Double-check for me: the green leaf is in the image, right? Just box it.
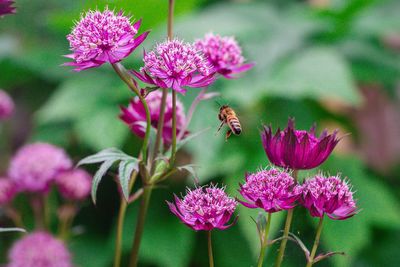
[118,159,139,201]
[78,148,133,166]
[91,159,116,204]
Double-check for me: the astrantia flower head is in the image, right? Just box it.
[120,90,187,145]
[65,8,149,71]
[8,232,73,267]
[132,39,215,94]
[238,168,300,213]
[0,0,15,16]
[167,185,237,231]
[300,174,357,220]
[261,118,340,170]
[8,143,73,193]
[195,33,254,78]
[0,177,16,205]
[0,89,14,120]
[56,169,92,201]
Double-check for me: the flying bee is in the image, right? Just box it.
[216,105,242,140]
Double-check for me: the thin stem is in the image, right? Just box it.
[31,195,45,230]
[112,63,151,163]
[168,0,175,40]
[5,207,24,229]
[275,170,298,267]
[208,231,214,267]
[170,90,177,166]
[257,212,272,267]
[128,185,153,267]
[114,171,138,267]
[306,216,324,267]
[150,88,168,174]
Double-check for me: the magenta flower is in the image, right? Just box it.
[0,0,15,16]
[132,39,215,94]
[261,118,340,170]
[65,8,149,71]
[300,175,358,220]
[167,185,237,231]
[0,177,16,205]
[8,143,73,193]
[56,169,92,201]
[195,33,254,78]
[0,89,14,120]
[8,232,73,267]
[120,90,187,145]
[238,168,300,213]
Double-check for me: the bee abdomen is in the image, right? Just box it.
[228,117,242,135]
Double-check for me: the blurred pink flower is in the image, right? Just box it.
[238,168,301,213]
[300,175,358,220]
[8,231,73,267]
[65,8,149,71]
[0,177,16,205]
[0,89,14,120]
[120,90,187,145]
[261,118,340,170]
[132,39,215,94]
[167,185,237,231]
[195,33,254,78]
[56,169,92,201]
[8,143,72,193]
[0,0,15,16]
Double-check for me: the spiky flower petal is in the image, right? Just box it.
[8,232,73,267]
[238,168,300,213]
[261,118,340,170]
[167,185,237,231]
[132,39,215,94]
[0,0,15,16]
[8,143,72,193]
[65,8,149,71]
[195,33,254,78]
[300,175,357,220]
[120,90,187,145]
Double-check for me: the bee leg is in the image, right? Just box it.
[215,121,225,135]
[225,129,232,141]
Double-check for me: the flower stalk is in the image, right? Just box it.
[257,212,272,267]
[208,231,214,267]
[306,216,324,267]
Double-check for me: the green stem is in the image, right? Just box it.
[168,0,175,40]
[257,212,272,267]
[170,90,177,166]
[112,63,151,163]
[128,185,153,267]
[114,171,138,267]
[275,170,298,267]
[208,231,214,267]
[306,216,324,267]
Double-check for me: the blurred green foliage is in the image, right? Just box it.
[1,0,400,267]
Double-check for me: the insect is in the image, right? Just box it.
[216,105,242,140]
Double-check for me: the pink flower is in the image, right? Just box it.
[261,118,340,170]
[167,185,237,231]
[8,143,73,193]
[8,231,73,267]
[0,89,14,120]
[0,177,16,205]
[56,169,92,201]
[65,8,149,71]
[195,33,254,78]
[300,175,358,220]
[120,90,187,145]
[0,0,15,16]
[132,39,215,94]
[238,168,300,213]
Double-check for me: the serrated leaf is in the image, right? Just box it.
[118,159,139,201]
[78,148,133,166]
[0,227,26,233]
[91,159,116,204]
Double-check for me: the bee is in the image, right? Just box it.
[216,105,242,140]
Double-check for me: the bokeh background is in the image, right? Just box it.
[1,0,400,266]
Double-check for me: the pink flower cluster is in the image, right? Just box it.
[0,177,16,205]
[167,185,237,231]
[65,8,149,71]
[0,89,14,120]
